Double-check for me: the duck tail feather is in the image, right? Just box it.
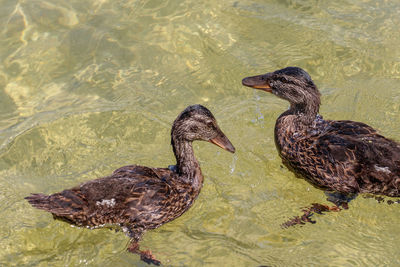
[25,193,52,210]
[25,191,85,216]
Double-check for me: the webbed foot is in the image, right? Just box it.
[128,241,161,265]
[140,250,161,266]
[281,203,342,228]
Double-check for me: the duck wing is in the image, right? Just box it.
[287,120,400,195]
[26,165,185,228]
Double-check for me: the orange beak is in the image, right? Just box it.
[242,74,272,93]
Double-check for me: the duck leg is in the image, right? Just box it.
[325,191,357,209]
[281,192,355,228]
[125,227,161,266]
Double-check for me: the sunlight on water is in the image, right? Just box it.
[1,0,400,266]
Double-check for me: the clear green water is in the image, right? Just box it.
[1,0,400,266]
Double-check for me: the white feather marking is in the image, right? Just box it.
[374,165,391,174]
[96,198,116,207]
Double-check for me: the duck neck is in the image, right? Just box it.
[171,137,203,191]
[288,97,320,125]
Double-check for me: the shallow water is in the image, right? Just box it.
[1,0,400,266]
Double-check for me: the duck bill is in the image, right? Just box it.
[242,74,272,93]
[209,132,235,153]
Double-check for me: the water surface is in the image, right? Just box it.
[1,0,400,266]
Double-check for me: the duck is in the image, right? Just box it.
[242,66,400,204]
[26,104,235,265]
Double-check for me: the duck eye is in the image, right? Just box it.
[279,77,288,83]
[206,121,214,128]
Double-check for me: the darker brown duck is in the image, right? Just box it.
[242,67,400,222]
[26,104,235,265]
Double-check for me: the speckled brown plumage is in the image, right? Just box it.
[26,104,235,265]
[243,67,400,197]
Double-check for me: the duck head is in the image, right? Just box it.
[242,67,321,116]
[172,105,235,153]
